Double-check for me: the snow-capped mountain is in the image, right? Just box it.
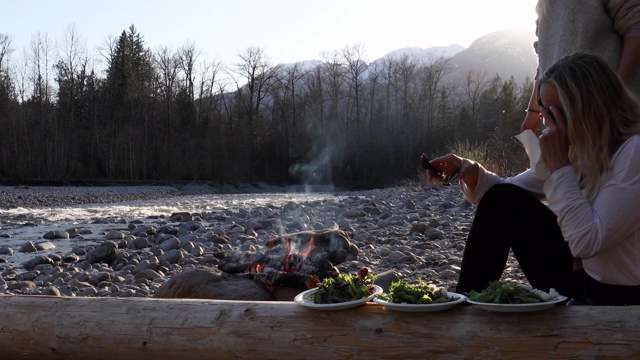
[369,28,537,85]
[288,28,538,85]
[446,28,537,84]
[380,44,466,62]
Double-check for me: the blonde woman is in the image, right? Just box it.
[428,53,640,305]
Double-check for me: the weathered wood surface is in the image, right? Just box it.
[0,294,639,359]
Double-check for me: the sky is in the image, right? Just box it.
[3,0,538,67]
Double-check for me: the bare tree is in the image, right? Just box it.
[378,56,395,131]
[363,58,381,126]
[14,49,28,103]
[196,57,223,122]
[416,53,451,151]
[197,57,224,177]
[0,34,13,76]
[0,34,15,174]
[457,67,490,128]
[152,45,179,172]
[232,46,276,119]
[98,34,118,74]
[0,33,14,103]
[301,65,325,131]
[155,46,179,106]
[55,23,89,176]
[319,50,345,128]
[277,61,307,141]
[342,43,368,128]
[391,54,418,168]
[27,31,56,102]
[57,23,87,97]
[25,31,56,177]
[230,46,277,153]
[178,41,201,106]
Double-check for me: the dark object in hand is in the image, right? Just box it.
[420,153,459,185]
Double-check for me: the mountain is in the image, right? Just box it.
[258,28,537,95]
[446,28,537,84]
[371,28,537,85]
[381,44,466,62]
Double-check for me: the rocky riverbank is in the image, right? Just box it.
[0,184,527,298]
[0,183,288,209]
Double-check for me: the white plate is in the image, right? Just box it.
[466,295,568,312]
[373,292,467,312]
[294,285,383,310]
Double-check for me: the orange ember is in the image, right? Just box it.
[248,235,317,274]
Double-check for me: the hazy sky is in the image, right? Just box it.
[3,0,538,66]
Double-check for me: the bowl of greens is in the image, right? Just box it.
[466,281,567,312]
[294,268,382,310]
[374,279,466,312]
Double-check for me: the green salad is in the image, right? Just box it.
[379,279,453,304]
[467,281,560,304]
[304,268,376,304]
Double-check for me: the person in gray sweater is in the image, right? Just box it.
[521,0,640,133]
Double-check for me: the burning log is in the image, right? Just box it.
[219,229,357,280]
[263,229,359,266]
[235,272,320,291]
[220,257,338,281]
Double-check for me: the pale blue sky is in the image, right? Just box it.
[3,0,537,66]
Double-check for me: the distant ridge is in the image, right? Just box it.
[380,44,466,61]
[277,28,537,86]
[448,28,537,84]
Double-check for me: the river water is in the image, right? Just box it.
[0,192,343,271]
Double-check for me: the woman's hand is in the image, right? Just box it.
[520,110,541,133]
[538,105,571,172]
[426,154,480,193]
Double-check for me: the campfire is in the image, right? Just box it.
[218,229,359,292]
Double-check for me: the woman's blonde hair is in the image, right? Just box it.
[538,52,640,202]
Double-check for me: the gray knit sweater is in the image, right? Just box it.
[535,0,640,95]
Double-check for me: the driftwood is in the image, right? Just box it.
[1,295,639,359]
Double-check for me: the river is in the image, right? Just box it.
[0,191,345,271]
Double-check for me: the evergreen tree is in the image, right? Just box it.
[103,25,154,179]
[106,25,153,124]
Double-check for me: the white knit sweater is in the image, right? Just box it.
[463,135,640,286]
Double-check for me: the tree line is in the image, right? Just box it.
[0,25,532,188]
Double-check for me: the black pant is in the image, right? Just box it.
[455,183,640,305]
[456,183,574,296]
[585,274,640,306]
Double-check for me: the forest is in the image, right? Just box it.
[0,25,532,188]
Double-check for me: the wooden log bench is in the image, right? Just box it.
[0,294,638,359]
